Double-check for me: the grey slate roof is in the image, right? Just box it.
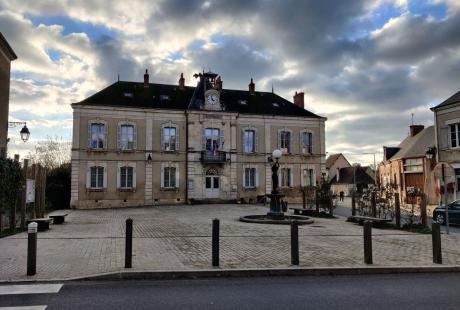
[431,90,460,111]
[326,153,350,170]
[73,80,324,118]
[391,126,435,160]
[0,32,17,61]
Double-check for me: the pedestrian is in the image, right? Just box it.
[339,191,344,202]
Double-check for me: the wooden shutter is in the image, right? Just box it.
[175,165,179,188]
[103,166,107,189]
[288,132,292,153]
[300,168,305,187]
[300,132,304,154]
[277,130,281,149]
[117,124,121,150]
[242,166,246,187]
[132,164,137,189]
[160,165,165,188]
[440,126,449,150]
[254,130,259,153]
[310,133,313,154]
[202,129,206,150]
[133,124,137,150]
[312,169,316,186]
[289,168,293,187]
[220,129,224,149]
[116,165,121,189]
[175,127,179,150]
[88,122,92,149]
[242,129,246,153]
[86,166,91,188]
[255,167,259,188]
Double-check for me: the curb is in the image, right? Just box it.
[3,266,460,283]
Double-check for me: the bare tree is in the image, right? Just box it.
[28,136,71,169]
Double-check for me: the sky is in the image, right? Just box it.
[2,0,460,165]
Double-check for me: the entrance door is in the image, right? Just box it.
[205,168,219,198]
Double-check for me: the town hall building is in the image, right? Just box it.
[70,70,326,208]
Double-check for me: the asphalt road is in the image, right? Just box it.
[1,273,460,309]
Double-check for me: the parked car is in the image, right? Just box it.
[433,200,460,225]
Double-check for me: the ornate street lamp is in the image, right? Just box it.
[8,121,30,142]
[267,149,285,219]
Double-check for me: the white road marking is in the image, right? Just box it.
[0,306,47,310]
[0,284,62,295]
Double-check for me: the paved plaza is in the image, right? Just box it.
[1,204,460,281]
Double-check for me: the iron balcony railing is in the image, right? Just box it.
[201,150,227,163]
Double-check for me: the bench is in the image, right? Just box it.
[26,218,52,231]
[289,207,315,216]
[49,213,69,224]
[348,215,392,227]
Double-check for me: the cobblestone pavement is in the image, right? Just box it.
[1,204,460,281]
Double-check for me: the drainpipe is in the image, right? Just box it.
[185,110,189,203]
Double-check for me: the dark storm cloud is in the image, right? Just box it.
[93,35,139,84]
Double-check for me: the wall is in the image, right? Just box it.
[0,48,11,157]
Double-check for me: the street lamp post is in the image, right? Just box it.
[8,122,30,142]
[267,149,284,219]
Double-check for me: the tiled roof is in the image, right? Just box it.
[391,126,435,160]
[325,153,350,169]
[0,32,17,61]
[431,90,460,110]
[73,81,324,118]
[330,166,374,185]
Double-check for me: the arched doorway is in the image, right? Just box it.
[205,168,220,198]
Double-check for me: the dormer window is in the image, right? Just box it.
[272,102,279,108]
[160,95,170,100]
[123,92,133,98]
[238,100,247,105]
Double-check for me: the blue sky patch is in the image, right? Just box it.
[26,14,118,42]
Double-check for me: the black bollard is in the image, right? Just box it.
[432,223,442,264]
[125,218,133,268]
[395,193,401,229]
[291,221,299,265]
[212,219,220,267]
[27,222,38,276]
[363,221,373,264]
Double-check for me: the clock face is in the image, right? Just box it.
[205,90,220,105]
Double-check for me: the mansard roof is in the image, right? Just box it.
[73,81,323,118]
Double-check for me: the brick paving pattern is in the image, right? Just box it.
[1,204,459,281]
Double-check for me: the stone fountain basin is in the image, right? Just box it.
[239,214,314,225]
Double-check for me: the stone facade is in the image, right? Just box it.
[0,33,17,158]
[70,72,326,208]
[431,91,460,201]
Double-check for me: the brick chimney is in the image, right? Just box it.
[293,91,304,109]
[216,76,222,91]
[179,72,185,89]
[143,69,149,87]
[248,78,255,94]
[409,125,424,137]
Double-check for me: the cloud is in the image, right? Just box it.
[3,0,460,165]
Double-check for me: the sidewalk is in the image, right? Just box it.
[1,204,460,281]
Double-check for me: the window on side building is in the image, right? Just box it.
[243,130,255,153]
[90,122,106,149]
[119,166,134,189]
[163,126,177,151]
[244,167,256,188]
[119,124,136,150]
[90,166,104,189]
[279,130,291,153]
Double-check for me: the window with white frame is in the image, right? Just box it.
[90,122,106,149]
[244,167,256,188]
[281,167,292,187]
[90,166,104,189]
[450,123,460,148]
[302,168,315,186]
[243,130,255,153]
[119,124,135,150]
[279,130,291,153]
[404,158,423,173]
[119,166,134,189]
[301,132,313,154]
[163,126,177,151]
[163,167,177,188]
